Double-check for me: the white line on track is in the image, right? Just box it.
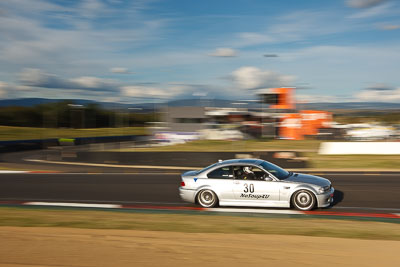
[8,172,180,175]
[323,174,400,176]
[7,201,400,218]
[206,208,303,215]
[0,170,29,173]
[117,201,184,205]
[21,202,303,215]
[0,198,185,206]
[25,159,196,170]
[333,206,400,211]
[24,202,121,209]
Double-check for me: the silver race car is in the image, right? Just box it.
[179,159,334,211]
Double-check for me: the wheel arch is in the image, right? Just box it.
[289,185,319,208]
[194,185,220,204]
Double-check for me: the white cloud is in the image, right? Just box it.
[346,0,387,9]
[121,85,183,99]
[0,0,168,78]
[15,68,199,100]
[231,66,295,89]
[348,2,392,19]
[355,87,400,102]
[209,48,238,57]
[273,44,400,96]
[110,67,132,74]
[235,32,275,47]
[79,0,106,19]
[19,68,119,92]
[378,24,400,30]
[232,11,353,48]
[0,81,34,98]
[0,82,8,98]
[70,76,118,89]
[100,96,123,103]
[19,68,50,86]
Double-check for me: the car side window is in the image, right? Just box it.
[233,166,267,180]
[252,167,267,179]
[207,166,232,179]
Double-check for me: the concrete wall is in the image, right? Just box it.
[72,151,308,168]
[319,142,400,155]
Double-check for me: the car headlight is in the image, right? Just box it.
[318,185,330,194]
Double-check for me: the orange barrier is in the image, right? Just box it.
[279,113,303,140]
[300,110,332,136]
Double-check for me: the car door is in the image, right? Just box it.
[232,165,280,203]
[206,166,234,201]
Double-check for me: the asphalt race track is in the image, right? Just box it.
[0,172,399,213]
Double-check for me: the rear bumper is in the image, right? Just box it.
[179,187,196,203]
[316,187,334,208]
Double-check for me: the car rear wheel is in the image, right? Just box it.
[197,189,218,208]
[292,189,316,211]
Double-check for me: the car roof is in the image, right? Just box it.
[217,158,263,166]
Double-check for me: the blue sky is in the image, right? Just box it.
[0,0,399,103]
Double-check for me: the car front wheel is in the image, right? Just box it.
[292,189,316,211]
[197,189,218,208]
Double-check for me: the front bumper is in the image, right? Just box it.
[316,187,334,208]
[179,187,196,203]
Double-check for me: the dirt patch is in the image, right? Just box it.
[0,227,399,267]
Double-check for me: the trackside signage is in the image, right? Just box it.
[319,142,400,155]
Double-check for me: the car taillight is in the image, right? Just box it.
[180,181,185,187]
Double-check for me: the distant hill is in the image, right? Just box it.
[0,98,61,107]
[0,98,151,111]
[166,99,261,108]
[301,102,400,110]
[0,98,95,107]
[0,98,399,111]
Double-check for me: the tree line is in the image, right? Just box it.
[0,101,157,128]
[333,111,400,125]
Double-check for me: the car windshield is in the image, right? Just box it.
[260,161,290,180]
[198,163,218,173]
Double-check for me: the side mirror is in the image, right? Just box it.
[264,176,273,181]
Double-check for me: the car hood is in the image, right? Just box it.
[285,173,331,187]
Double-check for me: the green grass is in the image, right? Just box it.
[119,139,323,152]
[308,153,400,169]
[0,207,399,240]
[0,126,148,141]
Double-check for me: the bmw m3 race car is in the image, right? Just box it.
[179,159,334,211]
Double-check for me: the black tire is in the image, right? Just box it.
[197,189,218,208]
[292,189,316,211]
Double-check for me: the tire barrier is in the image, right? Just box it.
[0,139,59,153]
[0,135,148,153]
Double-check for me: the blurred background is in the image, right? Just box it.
[0,1,399,266]
[0,0,399,170]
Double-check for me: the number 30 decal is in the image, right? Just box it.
[244,183,254,193]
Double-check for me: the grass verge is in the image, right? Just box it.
[307,152,400,169]
[0,126,148,141]
[118,139,323,152]
[0,207,399,240]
